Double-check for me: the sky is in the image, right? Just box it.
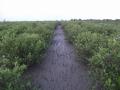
[0,0,120,21]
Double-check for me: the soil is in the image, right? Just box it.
[25,25,91,90]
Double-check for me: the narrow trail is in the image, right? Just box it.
[26,25,91,90]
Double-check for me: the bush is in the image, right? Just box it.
[63,20,120,90]
[0,21,55,90]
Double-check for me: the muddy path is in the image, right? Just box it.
[25,25,91,90]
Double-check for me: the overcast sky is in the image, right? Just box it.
[0,0,120,21]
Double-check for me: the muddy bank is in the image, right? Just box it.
[25,25,91,90]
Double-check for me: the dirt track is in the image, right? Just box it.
[26,25,91,90]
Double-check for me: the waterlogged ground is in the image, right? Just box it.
[26,25,91,90]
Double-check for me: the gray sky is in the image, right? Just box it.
[0,0,120,21]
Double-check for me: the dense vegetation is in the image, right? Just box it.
[0,21,55,90]
[1,20,120,90]
[63,20,120,90]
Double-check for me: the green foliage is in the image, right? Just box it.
[63,20,120,90]
[74,32,107,59]
[0,21,55,90]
